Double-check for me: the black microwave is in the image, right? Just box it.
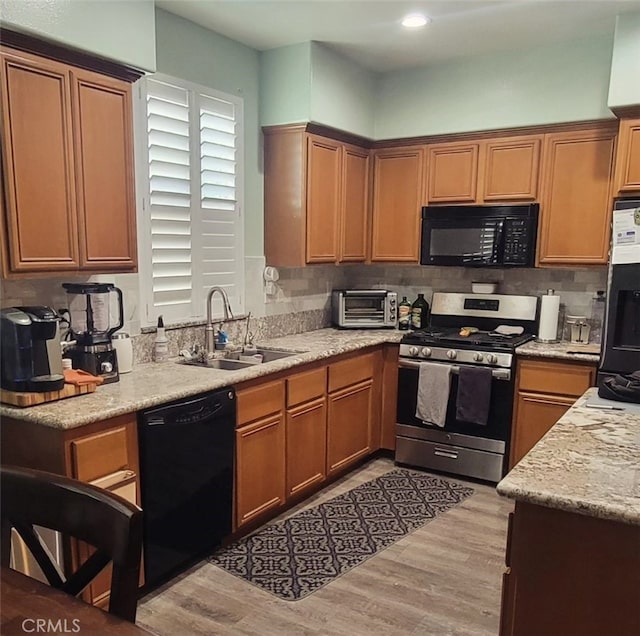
[420,203,539,267]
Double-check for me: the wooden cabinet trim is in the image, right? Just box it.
[1,47,80,273]
[328,351,376,393]
[537,126,616,265]
[517,358,595,397]
[236,379,285,426]
[287,366,327,407]
[481,136,542,202]
[614,118,640,193]
[70,426,130,482]
[71,69,137,269]
[426,141,479,203]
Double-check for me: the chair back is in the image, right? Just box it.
[1,465,143,622]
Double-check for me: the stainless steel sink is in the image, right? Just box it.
[253,348,299,362]
[181,358,255,371]
[179,347,300,371]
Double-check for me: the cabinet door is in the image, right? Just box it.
[538,128,616,265]
[71,69,137,270]
[371,148,424,262]
[235,413,286,528]
[327,379,373,475]
[340,144,369,262]
[306,135,340,263]
[286,397,327,498]
[614,118,640,194]
[510,393,575,467]
[482,136,541,202]
[0,48,79,272]
[427,142,479,203]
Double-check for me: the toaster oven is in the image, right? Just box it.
[331,290,398,329]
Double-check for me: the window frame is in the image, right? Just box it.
[133,72,245,328]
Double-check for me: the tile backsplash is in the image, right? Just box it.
[1,263,607,365]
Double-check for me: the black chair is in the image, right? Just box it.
[1,465,143,622]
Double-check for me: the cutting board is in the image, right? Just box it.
[0,382,98,407]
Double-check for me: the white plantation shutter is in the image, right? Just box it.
[137,76,244,325]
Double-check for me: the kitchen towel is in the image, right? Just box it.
[415,362,452,427]
[455,366,492,425]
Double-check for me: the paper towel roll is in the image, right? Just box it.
[538,291,560,342]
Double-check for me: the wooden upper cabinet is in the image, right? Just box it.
[427,141,479,203]
[263,126,369,267]
[340,144,369,262]
[614,117,640,194]
[537,126,616,265]
[71,69,137,270]
[0,46,137,277]
[371,147,424,262]
[0,48,79,272]
[426,135,541,204]
[306,135,341,263]
[481,135,541,202]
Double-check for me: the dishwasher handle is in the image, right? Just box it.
[141,388,236,426]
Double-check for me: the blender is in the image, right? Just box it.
[62,283,124,383]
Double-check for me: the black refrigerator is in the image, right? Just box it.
[597,198,640,389]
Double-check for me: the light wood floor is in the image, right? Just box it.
[137,457,514,636]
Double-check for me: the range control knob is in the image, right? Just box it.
[408,346,419,357]
[421,347,432,358]
[101,361,113,373]
[473,352,484,362]
[486,354,498,364]
[446,349,457,360]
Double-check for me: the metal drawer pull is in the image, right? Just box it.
[434,447,459,459]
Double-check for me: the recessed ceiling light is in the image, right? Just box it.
[401,13,430,28]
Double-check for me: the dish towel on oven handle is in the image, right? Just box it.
[415,362,452,427]
[456,366,492,425]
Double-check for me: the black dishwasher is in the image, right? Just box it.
[138,387,235,588]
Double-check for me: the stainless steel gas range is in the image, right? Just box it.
[395,292,539,482]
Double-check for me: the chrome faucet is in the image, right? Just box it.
[205,286,234,354]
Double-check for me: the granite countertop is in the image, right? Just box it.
[497,388,640,526]
[515,339,601,363]
[0,328,403,430]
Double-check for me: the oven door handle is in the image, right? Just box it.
[398,359,511,381]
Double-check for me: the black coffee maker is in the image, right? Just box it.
[62,283,124,384]
[0,306,65,392]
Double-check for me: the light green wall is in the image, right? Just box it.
[260,43,312,125]
[260,42,377,137]
[375,34,615,139]
[0,0,156,71]
[309,42,376,138]
[155,9,263,257]
[608,12,640,109]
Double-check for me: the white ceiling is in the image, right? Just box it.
[155,0,640,73]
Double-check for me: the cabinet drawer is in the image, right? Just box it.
[518,359,594,397]
[236,379,285,425]
[328,352,375,393]
[287,366,327,407]
[70,427,129,483]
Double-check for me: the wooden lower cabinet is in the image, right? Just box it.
[0,413,141,609]
[500,501,640,636]
[234,379,286,529]
[327,379,373,475]
[286,397,327,497]
[235,412,286,528]
[510,357,596,468]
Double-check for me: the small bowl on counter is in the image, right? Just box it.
[471,281,499,294]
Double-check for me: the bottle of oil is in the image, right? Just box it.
[411,293,430,330]
[398,296,411,330]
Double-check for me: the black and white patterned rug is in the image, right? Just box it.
[209,468,474,601]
